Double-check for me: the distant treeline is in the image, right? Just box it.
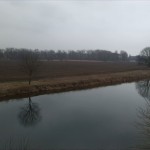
[0,48,134,61]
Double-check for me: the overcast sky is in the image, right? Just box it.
[0,0,150,55]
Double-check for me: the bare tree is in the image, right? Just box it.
[20,50,40,85]
[140,47,150,66]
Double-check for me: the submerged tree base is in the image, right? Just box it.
[1,70,150,101]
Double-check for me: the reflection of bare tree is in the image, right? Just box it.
[135,80,150,149]
[136,100,150,149]
[136,80,150,100]
[18,97,41,127]
[1,136,31,150]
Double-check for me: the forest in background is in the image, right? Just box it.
[0,48,135,62]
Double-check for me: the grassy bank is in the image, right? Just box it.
[1,70,150,100]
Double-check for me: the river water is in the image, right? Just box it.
[0,80,150,150]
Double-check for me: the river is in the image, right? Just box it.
[0,80,150,150]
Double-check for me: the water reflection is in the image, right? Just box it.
[18,96,41,127]
[136,80,150,100]
[0,82,147,149]
[0,136,31,150]
[136,80,150,149]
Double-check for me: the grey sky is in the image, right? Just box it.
[0,0,150,55]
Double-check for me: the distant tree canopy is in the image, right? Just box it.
[138,47,150,66]
[0,48,130,62]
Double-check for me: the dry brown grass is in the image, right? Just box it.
[1,69,150,101]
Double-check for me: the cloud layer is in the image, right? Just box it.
[0,0,150,55]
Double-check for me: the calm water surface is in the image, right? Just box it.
[0,81,150,150]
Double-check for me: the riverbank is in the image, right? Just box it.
[1,70,150,100]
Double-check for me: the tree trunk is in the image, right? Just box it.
[29,73,32,85]
[29,80,31,85]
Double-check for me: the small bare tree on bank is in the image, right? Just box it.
[20,50,40,85]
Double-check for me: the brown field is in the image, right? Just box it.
[0,60,150,100]
[0,60,147,82]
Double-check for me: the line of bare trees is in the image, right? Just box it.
[0,48,129,62]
